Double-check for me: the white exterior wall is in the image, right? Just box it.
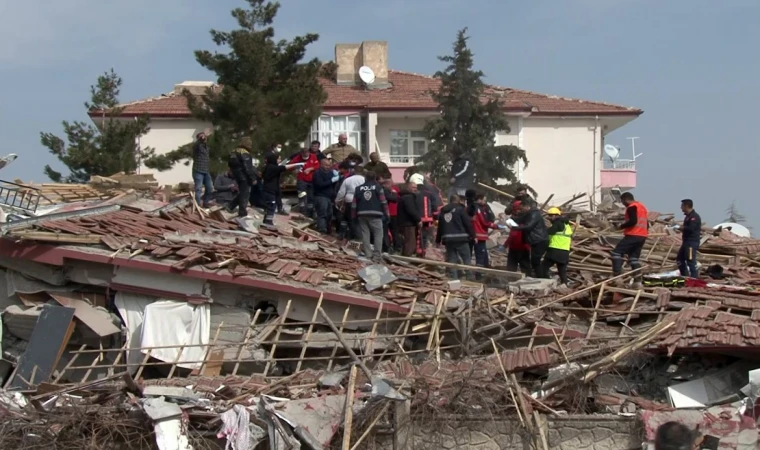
[520,117,602,207]
[138,118,211,186]
[375,116,429,167]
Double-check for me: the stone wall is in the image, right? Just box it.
[374,414,641,450]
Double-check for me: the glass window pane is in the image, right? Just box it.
[390,130,409,138]
[347,132,360,149]
[347,116,361,131]
[412,140,427,156]
[311,120,320,132]
[410,130,427,138]
[391,137,408,156]
[322,132,333,146]
[319,116,331,131]
[333,116,346,132]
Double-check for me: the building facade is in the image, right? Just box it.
[96,41,643,206]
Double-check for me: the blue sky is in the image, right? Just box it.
[1,0,758,228]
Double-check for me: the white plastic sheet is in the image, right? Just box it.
[140,300,210,370]
[115,293,210,372]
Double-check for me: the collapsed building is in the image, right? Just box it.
[0,178,759,450]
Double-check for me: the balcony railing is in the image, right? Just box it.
[602,159,636,170]
[0,180,41,214]
[389,155,422,165]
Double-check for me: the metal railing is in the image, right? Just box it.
[389,155,422,164]
[0,180,41,214]
[602,159,636,170]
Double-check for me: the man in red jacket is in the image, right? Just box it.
[289,147,321,218]
[473,194,506,269]
[379,175,401,253]
[504,199,531,273]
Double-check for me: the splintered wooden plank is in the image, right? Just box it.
[9,305,75,390]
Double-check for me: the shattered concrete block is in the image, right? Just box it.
[507,277,558,296]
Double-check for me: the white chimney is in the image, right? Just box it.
[174,81,214,96]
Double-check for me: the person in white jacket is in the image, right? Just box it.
[336,165,366,241]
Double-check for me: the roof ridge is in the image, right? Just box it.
[389,69,637,110]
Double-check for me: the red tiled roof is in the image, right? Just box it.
[104,70,642,118]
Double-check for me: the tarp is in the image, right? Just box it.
[115,293,210,372]
[140,300,210,370]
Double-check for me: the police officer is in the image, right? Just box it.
[435,195,476,280]
[540,207,573,286]
[351,171,390,261]
[677,199,702,278]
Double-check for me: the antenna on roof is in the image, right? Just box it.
[358,66,376,85]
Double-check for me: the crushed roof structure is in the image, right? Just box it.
[1,185,760,449]
[100,70,643,118]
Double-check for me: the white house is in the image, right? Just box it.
[95,41,643,206]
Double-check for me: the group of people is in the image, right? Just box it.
[194,132,703,283]
[497,188,702,287]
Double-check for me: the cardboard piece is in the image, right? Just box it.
[50,293,120,337]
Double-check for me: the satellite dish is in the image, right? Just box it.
[358,66,375,84]
[603,145,619,160]
[714,222,751,238]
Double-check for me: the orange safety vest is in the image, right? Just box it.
[623,201,649,237]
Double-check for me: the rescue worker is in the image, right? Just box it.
[677,199,702,278]
[312,157,339,234]
[397,181,422,256]
[449,154,474,197]
[473,193,506,269]
[541,207,573,286]
[504,199,531,273]
[612,192,649,286]
[289,146,321,217]
[410,173,437,254]
[379,175,400,254]
[228,137,258,218]
[260,152,304,227]
[336,165,365,242]
[352,171,390,261]
[364,152,391,178]
[435,195,476,280]
[265,144,287,215]
[510,198,549,277]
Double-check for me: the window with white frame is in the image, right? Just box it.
[310,115,367,154]
[389,130,428,164]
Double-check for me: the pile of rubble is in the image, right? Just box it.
[0,185,760,449]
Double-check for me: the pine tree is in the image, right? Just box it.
[417,28,528,192]
[145,0,331,175]
[725,201,747,223]
[40,70,152,183]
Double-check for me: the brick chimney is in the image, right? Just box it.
[174,81,214,96]
[334,41,389,86]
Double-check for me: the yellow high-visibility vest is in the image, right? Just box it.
[548,223,574,251]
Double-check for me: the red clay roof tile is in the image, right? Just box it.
[105,70,641,118]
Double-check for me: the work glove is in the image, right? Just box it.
[331,175,340,183]
[497,224,507,230]
[332,170,339,177]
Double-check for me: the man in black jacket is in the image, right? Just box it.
[192,132,214,208]
[510,199,549,277]
[352,171,390,261]
[397,182,421,256]
[312,158,339,234]
[677,199,702,278]
[449,155,474,197]
[228,137,258,218]
[436,195,476,280]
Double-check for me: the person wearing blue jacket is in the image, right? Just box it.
[312,158,340,234]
